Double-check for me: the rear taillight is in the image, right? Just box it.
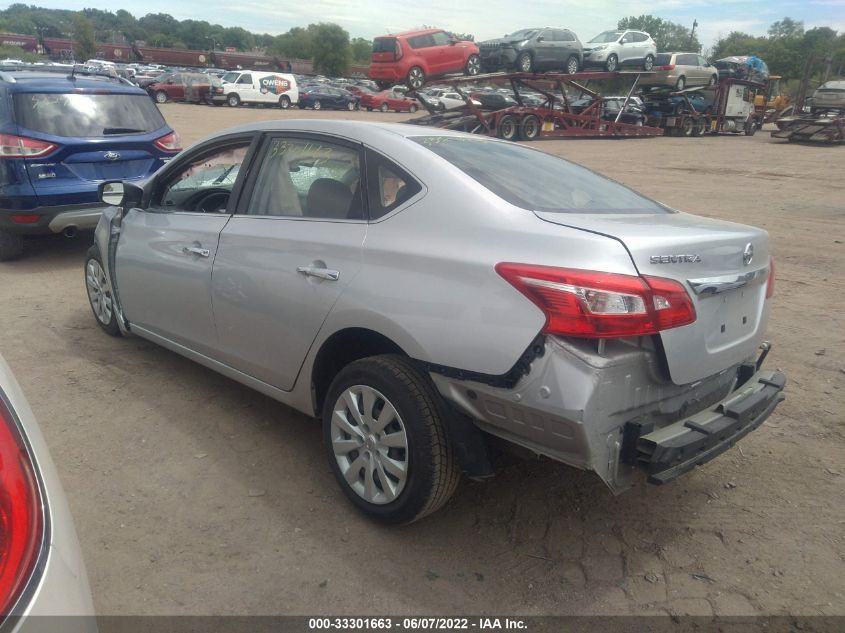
[9,215,39,224]
[153,131,182,152]
[766,256,775,299]
[0,396,44,615]
[496,263,696,339]
[0,134,57,159]
[661,64,676,71]
[394,40,403,61]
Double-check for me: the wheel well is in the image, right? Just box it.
[311,328,406,416]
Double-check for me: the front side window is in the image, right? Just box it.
[13,92,166,137]
[411,136,668,214]
[246,137,363,220]
[155,141,251,213]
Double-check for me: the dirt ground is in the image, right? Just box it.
[0,102,843,618]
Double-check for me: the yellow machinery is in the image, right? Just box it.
[755,76,793,124]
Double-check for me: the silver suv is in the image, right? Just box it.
[583,29,657,72]
[86,121,785,524]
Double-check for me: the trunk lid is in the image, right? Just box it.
[535,211,771,385]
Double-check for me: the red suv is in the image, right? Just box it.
[369,29,481,90]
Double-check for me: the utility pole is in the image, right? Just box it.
[689,19,699,51]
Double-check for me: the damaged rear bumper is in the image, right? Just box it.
[624,371,785,484]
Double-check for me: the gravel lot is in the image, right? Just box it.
[1,103,843,617]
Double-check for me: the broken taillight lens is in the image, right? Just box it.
[496,263,696,339]
[0,395,44,615]
[766,256,775,299]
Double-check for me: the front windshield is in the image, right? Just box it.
[505,29,538,40]
[221,71,240,83]
[589,31,622,43]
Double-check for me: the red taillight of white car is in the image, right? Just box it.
[496,263,696,339]
[153,131,182,152]
[766,256,775,298]
[0,397,44,615]
[0,134,57,159]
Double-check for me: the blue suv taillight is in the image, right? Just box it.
[0,134,57,159]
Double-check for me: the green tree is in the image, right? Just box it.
[350,37,371,63]
[768,17,804,39]
[617,15,701,52]
[309,23,350,75]
[72,13,97,61]
[271,26,313,59]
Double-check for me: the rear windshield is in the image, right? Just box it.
[14,92,166,137]
[411,136,668,214]
[372,37,397,53]
[655,53,672,65]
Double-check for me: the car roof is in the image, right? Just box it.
[0,71,144,94]
[378,28,446,38]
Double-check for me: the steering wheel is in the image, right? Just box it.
[181,187,231,213]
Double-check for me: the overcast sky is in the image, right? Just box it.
[22,0,845,50]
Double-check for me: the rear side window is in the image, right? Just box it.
[13,92,166,137]
[365,149,421,220]
[678,54,698,66]
[655,53,672,66]
[409,34,435,49]
[411,136,667,214]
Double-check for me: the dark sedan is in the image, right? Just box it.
[298,86,359,111]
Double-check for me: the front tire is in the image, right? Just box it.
[516,52,533,73]
[227,93,240,107]
[346,100,355,111]
[313,100,322,110]
[408,103,418,113]
[709,74,718,86]
[643,54,654,71]
[0,230,24,261]
[380,103,389,113]
[84,246,121,337]
[154,91,168,104]
[605,54,618,72]
[323,355,460,524]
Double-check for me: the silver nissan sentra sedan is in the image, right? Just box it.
[85,120,785,524]
[0,356,95,629]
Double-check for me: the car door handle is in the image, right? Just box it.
[296,266,340,281]
[183,246,210,257]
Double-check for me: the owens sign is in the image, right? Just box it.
[259,76,291,94]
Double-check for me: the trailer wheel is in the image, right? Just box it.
[681,118,694,137]
[692,118,707,137]
[744,120,757,136]
[497,115,519,141]
[519,114,541,140]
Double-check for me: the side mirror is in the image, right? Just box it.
[536,37,544,43]
[99,181,143,208]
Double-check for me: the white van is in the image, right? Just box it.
[215,70,299,109]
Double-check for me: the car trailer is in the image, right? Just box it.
[771,108,844,144]
[408,71,664,140]
[642,77,766,138]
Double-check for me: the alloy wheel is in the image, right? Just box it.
[86,259,113,325]
[408,67,424,89]
[330,385,409,505]
[566,57,579,75]
[466,55,481,76]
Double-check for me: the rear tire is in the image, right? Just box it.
[313,100,322,110]
[675,76,686,90]
[322,355,460,524]
[84,246,121,337]
[709,74,718,86]
[692,118,707,137]
[519,114,541,140]
[0,230,24,261]
[346,100,355,111]
[643,54,654,71]
[380,103,389,112]
[744,120,757,136]
[408,103,418,113]
[565,55,579,75]
[497,114,519,141]
[465,54,481,76]
[278,95,291,109]
[681,117,694,137]
[407,66,425,90]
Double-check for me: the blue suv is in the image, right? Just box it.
[0,67,181,259]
